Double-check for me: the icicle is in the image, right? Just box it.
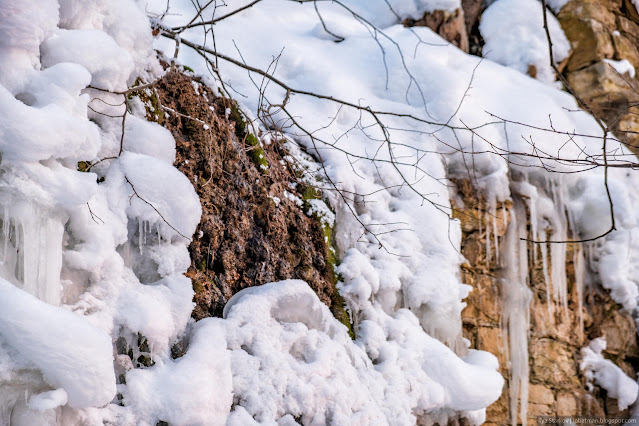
[1,205,7,263]
[550,180,569,318]
[500,198,532,426]
[15,218,25,286]
[574,244,585,341]
[493,214,500,264]
[138,220,143,255]
[485,210,492,265]
[540,242,552,321]
[568,209,585,340]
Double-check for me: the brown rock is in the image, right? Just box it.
[527,402,553,417]
[486,391,509,424]
[462,274,501,325]
[617,15,639,41]
[403,8,469,53]
[581,393,606,416]
[566,60,636,104]
[600,310,637,355]
[461,0,483,34]
[624,0,639,24]
[559,2,615,71]
[617,112,639,152]
[530,338,580,385]
[612,33,639,67]
[529,384,555,405]
[477,326,506,365]
[556,391,578,416]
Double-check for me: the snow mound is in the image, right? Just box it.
[480,0,571,83]
[581,338,639,411]
[0,278,115,408]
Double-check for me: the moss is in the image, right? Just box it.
[197,258,207,272]
[299,183,322,203]
[246,134,268,173]
[300,188,355,339]
[323,223,339,272]
[192,275,206,293]
[146,90,163,125]
[227,101,247,139]
[127,79,164,125]
[331,289,355,340]
[77,161,90,172]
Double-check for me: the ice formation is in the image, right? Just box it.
[1,0,638,424]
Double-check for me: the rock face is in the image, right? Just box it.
[558,0,639,155]
[454,179,639,424]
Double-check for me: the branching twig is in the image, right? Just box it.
[125,177,189,239]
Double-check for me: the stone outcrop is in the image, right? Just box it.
[453,179,639,424]
[558,0,639,155]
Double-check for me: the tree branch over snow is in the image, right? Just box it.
[147,0,639,247]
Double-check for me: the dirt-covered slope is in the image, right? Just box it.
[144,70,350,330]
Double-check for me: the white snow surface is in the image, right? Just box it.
[603,58,637,79]
[2,0,639,425]
[580,338,639,411]
[0,278,115,408]
[545,0,569,13]
[480,0,571,83]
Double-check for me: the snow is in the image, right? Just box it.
[41,29,135,92]
[480,0,571,83]
[122,115,177,164]
[222,280,503,422]
[0,277,115,408]
[125,319,232,425]
[306,198,336,227]
[580,338,639,411]
[0,0,59,92]
[603,58,637,79]
[28,389,68,412]
[147,0,639,423]
[311,0,461,30]
[545,0,569,13]
[0,0,201,423]
[119,151,202,240]
[1,0,639,424]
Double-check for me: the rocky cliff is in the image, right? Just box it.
[142,1,639,422]
[454,178,638,424]
[399,0,639,422]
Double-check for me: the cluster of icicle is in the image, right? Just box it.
[485,169,639,424]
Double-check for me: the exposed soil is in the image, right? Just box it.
[151,70,347,323]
